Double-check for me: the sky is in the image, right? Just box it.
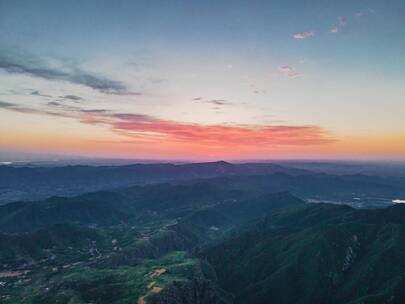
[0,0,404,161]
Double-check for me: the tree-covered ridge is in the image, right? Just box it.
[204,203,405,304]
[0,173,404,303]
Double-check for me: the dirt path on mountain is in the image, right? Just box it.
[149,267,166,278]
[138,268,167,303]
[151,286,162,293]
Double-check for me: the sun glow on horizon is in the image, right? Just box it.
[0,1,404,160]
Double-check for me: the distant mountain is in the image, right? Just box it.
[2,161,404,209]
[2,171,404,234]
[0,179,304,233]
[182,173,405,208]
[275,160,405,178]
[0,161,309,204]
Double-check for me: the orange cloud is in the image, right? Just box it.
[0,101,335,156]
[3,105,404,160]
[105,113,334,149]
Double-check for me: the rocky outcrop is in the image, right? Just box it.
[148,278,233,304]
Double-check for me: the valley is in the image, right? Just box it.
[0,162,405,303]
[2,0,404,302]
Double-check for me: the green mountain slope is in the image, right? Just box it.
[204,204,405,304]
[1,174,404,304]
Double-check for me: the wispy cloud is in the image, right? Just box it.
[47,101,61,106]
[0,100,334,148]
[338,16,347,27]
[0,101,17,108]
[59,95,83,101]
[193,97,232,106]
[0,100,42,114]
[108,113,333,147]
[0,51,135,95]
[105,91,143,96]
[330,16,347,34]
[31,90,52,98]
[286,71,301,79]
[0,100,75,118]
[330,9,376,34]
[278,65,302,79]
[355,8,376,18]
[330,26,339,33]
[278,66,293,73]
[293,31,314,40]
[205,99,231,106]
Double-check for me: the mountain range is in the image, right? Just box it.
[0,161,404,303]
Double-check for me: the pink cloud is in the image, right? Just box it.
[278,65,293,73]
[278,65,302,79]
[329,16,347,34]
[1,101,334,150]
[79,110,334,147]
[109,114,333,147]
[330,26,339,33]
[287,72,301,79]
[293,31,314,40]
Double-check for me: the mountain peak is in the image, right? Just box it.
[214,160,233,165]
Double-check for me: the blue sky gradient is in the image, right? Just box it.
[0,0,404,160]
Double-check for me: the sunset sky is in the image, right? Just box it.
[0,0,404,160]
